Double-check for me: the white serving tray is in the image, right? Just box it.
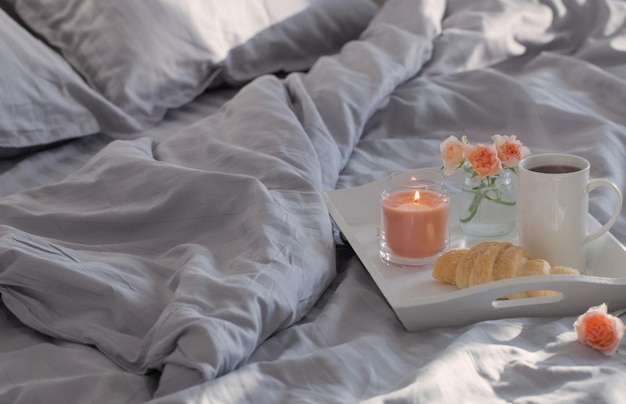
[323,172,626,331]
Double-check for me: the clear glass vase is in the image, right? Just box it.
[459,167,516,236]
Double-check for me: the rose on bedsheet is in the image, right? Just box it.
[574,303,626,355]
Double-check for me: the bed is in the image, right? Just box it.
[1,0,626,402]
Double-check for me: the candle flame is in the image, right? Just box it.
[413,190,420,203]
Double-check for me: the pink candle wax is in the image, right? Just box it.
[381,189,449,258]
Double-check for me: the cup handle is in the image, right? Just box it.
[586,179,623,242]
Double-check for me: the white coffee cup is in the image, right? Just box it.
[517,153,622,270]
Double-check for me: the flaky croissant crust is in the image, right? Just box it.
[432,241,579,299]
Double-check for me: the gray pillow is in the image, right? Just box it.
[0,8,141,154]
[14,0,378,127]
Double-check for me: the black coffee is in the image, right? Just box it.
[529,164,581,174]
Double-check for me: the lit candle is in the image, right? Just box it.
[381,189,449,259]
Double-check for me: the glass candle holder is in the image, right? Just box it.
[379,169,450,268]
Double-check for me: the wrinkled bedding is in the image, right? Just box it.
[1,0,626,403]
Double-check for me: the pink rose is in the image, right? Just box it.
[574,303,626,355]
[440,135,466,175]
[463,143,503,180]
[492,134,530,168]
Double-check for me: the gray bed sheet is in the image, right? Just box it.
[1,0,626,403]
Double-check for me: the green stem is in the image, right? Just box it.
[460,188,486,223]
[484,193,517,206]
[614,309,626,318]
[460,182,516,223]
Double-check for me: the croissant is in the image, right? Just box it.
[432,241,580,298]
